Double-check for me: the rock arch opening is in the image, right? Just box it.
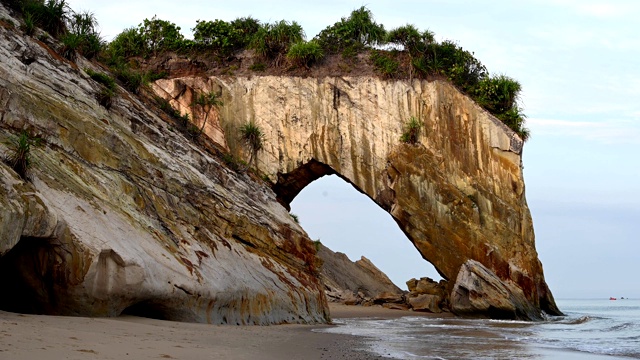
[288,173,443,289]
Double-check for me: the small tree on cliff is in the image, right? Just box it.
[239,121,264,171]
[193,90,223,134]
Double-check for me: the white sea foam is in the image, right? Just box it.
[319,299,640,359]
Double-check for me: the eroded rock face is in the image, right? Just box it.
[154,73,561,319]
[318,244,402,304]
[0,4,326,324]
[451,260,542,320]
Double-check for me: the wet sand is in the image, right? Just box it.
[0,304,620,359]
[0,304,439,360]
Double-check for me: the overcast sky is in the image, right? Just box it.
[66,0,640,299]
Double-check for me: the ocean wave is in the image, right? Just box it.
[565,315,592,325]
[488,319,532,325]
[607,322,637,331]
[546,315,595,325]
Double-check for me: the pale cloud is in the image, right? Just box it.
[539,0,640,19]
[528,118,640,143]
[576,3,628,18]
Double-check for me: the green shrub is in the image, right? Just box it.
[315,6,385,53]
[286,40,324,68]
[370,50,399,78]
[138,16,184,56]
[386,24,423,52]
[21,0,69,38]
[250,20,304,64]
[400,116,422,144]
[85,68,115,89]
[497,107,529,141]
[290,213,299,223]
[428,40,487,92]
[106,27,145,61]
[112,65,143,93]
[142,70,167,83]
[387,25,435,79]
[192,17,259,57]
[85,69,116,108]
[21,10,36,36]
[194,91,222,108]
[2,130,41,180]
[472,75,529,140]
[65,10,103,59]
[193,19,236,54]
[105,16,183,60]
[230,16,260,45]
[59,32,80,60]
[474,75,521,114]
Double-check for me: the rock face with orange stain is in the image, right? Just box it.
[0,0,560,322]
[153,74,561,320]
[0,4,326,324]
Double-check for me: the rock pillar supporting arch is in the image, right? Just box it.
[154,75,561,319]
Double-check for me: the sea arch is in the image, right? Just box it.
[153,75,561,319]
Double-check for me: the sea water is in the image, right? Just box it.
[319,299,640,359]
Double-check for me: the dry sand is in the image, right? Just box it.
[0,304,442,360]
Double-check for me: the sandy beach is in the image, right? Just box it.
[0,304,443,360]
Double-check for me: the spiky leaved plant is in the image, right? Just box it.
[239,121,264,171]
[400,116,423,144]
[287,40,324,69]
[2,130,41,180]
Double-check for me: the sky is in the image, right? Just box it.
[66,0,640,299]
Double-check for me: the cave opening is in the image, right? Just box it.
[0,236,58,314]
[283,168,443,290]
[121,300,174,321]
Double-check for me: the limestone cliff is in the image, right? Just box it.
[0,4,327,324]
[153,74,561,320]
[0,0,560,322]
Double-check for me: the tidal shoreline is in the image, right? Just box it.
[1,303,629,359]
[0,304,441,360]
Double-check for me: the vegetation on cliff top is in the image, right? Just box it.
[4,0,529,140]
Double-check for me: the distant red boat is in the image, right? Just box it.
[609,297,617,300]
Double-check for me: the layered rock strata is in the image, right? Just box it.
[0,0,561,322]
[154,73,561,320]
[0,4,327,324]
